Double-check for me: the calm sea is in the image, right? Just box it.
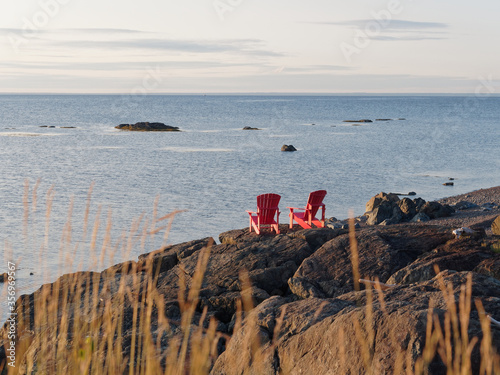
[1,94,499,311]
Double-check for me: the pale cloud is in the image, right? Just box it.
[313,19,449,42]
[321,19,448,31]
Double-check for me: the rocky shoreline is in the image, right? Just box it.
[1,186,500,373]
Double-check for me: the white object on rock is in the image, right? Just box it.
[452,227,475,239]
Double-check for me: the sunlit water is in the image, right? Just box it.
[1,94,499,317]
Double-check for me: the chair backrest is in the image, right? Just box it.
[256,193,281,224]
[305,190,327,218]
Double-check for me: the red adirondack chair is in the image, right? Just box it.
[246,193,281,235]
[288,190,327,229]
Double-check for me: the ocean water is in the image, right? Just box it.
[1,94,499,308]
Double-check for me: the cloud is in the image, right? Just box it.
[1,27,283,57]
[279,65,353,73]
[322,19,448,31]
[311,19,449,42]
[0,60,255,72]
[0,27,146,35]
[54,38,284,56]
[371,35,446,41]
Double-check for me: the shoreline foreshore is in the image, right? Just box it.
[1,186,500,374]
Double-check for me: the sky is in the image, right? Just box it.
[0,0,499,93]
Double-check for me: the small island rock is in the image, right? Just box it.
[281,145,297,152]
[115,122,180,131]
[343,119,373,123]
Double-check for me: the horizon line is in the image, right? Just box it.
[1,92,499,97]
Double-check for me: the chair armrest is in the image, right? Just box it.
[246,210,257,215]
[287,206,305,211]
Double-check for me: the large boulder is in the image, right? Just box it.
[288,225,454,298]
[365,192,400,213]
[366,201,403,225]
[492,216,500,235]
[115,122,180,131]
[419,201,455,219]
[398,197,417,220]
[387,237,493,285]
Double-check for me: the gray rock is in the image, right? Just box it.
[327,222,343,230]
[411,213,431,222]
[367,202,403,226]
[413,197,426,212]
[454,201,479,210]
[419,201,455,219]
[365,192,400,213]
[398,198,417,220]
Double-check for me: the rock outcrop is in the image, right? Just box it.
[115,122,180,131]
[2,219,500,374]
[364,192,454,225]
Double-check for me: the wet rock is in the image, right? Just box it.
[281,145,297,152]
[242,126,260,130]
[343,119,373,123]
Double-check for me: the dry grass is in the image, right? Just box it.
[1,182,500,374]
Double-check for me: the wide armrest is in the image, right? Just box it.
[246,210,257,215]
[287,206,305,211]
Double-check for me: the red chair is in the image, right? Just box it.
[288,190,327,229]
[246,193,281,234]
